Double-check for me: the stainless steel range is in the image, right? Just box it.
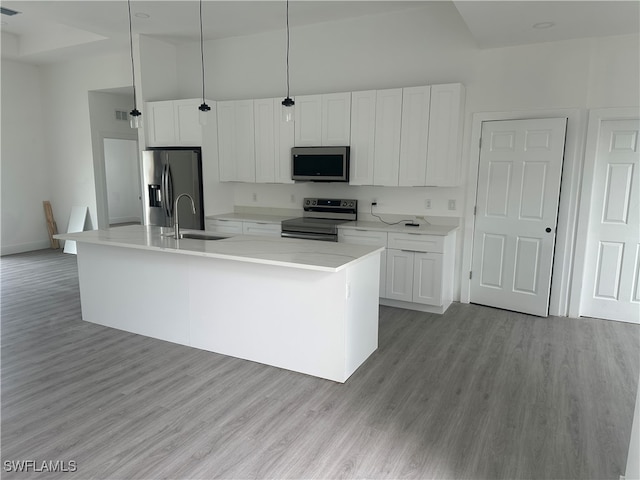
[281,198,357,242]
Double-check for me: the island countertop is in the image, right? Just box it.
[55,225,384,273]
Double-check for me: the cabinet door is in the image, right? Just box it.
[413,252,443,306]
[322,92,351,146]
[242,221,281,237]
[174,99,203,145]
[206,219,243,234]
[254,98,276,183]
[146,101,176,146]
[294,95,322,146]
[275,98,295,184]
[234,100,256,183]
[217,101,237,182]
[426,83,465,186]
[399,86,431,186]
[373,89,403,186]
[349,90,377,185]
[385,249,414,301]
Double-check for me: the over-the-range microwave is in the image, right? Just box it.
[291,146,350,182]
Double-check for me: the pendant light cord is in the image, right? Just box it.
[199,0,206,105]
[285,0,291,98]
[127,0,138,111]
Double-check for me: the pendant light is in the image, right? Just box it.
[281,0,294,122]
[198,0,211,125]
[127,0,142,129]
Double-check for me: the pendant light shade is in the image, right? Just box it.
[198,0,210,125]
[281,0,294,122]
[127,0,141,129]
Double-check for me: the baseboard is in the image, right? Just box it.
[379,298,450,314]
[1,240,53,256]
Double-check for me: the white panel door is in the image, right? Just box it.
[470,118,567,316]
[385,249,414,302]
[413,252,443,306]
[174,99,202,145]
[234,100,255,183]
[580,119,639,323]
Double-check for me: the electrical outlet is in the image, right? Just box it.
[252,192,257,202]
[448,199,456,210]
[424,199,432,209]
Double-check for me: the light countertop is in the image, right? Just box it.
[206,212,297,223]
[55,225,383,272]
[339,220,458,235]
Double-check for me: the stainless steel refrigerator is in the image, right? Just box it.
[141,148,204,230]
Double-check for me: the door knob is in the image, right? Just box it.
[545,227,552,233]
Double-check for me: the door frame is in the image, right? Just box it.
[568,107,640,318]
[461,108,585,317]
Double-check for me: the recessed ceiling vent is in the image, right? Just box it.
[0,7,21,16]
[115,110,129,121]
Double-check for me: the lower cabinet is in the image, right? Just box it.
[205,218,281,237]
[386,249,443,306]
[242,221,281,237]
[205,219,243,235]
[340,227,455,313]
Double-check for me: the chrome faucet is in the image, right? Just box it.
[173,193,196,239]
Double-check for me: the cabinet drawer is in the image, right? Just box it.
[205,219,243,235]
[338,229,387,246]
[242,222,281,237]
[387,232,444,253]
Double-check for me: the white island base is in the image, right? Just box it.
[76,241,380,383]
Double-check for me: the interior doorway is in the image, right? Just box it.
[470,117,567,316]
[103,138,141,226]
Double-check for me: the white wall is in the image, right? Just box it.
[1,60,51,255]
[39,52,133,235]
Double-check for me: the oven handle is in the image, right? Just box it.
[281,231,337,242]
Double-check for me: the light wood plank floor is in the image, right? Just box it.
[2,249,638,479]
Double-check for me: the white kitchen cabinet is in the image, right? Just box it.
[242,221,281,237]
[217,99,255,182]
[145,99,204,147]
[373,88,403,186]
[294,92,351,146]
[349,90,377,185]
[205,218,243,235]
[399,86,431,186]
[254,97,294,184]
[338,228,387,296]
[384,232,454,310]
[426,83,465,186]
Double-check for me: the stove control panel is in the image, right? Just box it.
[303,198,357,210]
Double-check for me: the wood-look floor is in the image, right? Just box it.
[1,249,638,480]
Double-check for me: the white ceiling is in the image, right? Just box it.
[1,1,638,64]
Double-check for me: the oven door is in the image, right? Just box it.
[281,231,337,242]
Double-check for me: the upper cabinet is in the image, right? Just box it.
[294,92,351,146]
[254,97,295,184]
[399,86,431,186]
[348,83,465,187]
[145,99,204,147]
[426,83,465,186]
[217,99,255,182]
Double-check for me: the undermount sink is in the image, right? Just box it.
[162,231,226,241]
[180,233,226,241]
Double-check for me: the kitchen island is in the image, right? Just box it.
[55,225,383,382]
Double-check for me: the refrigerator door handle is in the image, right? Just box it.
[162,163,171,219]
[166,163,174,218]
